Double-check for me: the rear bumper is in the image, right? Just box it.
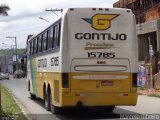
[60,92,138,107]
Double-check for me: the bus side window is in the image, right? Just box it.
[27,42,30,56]
[46,30,49,50]
[54,24,59,48]
[30,42,32,55]
[54,22,61,48]
[31,40,34,55]
[47,29,53,50]
[58,22,61,47]
[28,42,31,56]
[52,26,55,49]
[38,36,42,53]
[42,33,47,51]
[35,38,38,54]
[33,40,35,55]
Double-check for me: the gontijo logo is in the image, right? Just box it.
[82,14,119,30]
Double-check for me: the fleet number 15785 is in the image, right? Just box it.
[88,52,115,58]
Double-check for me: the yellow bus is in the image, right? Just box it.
[27,8,138,114]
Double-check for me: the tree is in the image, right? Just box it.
[0,4,10,16]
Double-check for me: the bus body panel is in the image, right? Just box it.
[60,92,137,106]
[27,8,138,108]
[64,8,138,96]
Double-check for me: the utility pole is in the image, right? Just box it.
[6,36,18,71]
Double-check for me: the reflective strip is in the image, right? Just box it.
[73,75,128,80]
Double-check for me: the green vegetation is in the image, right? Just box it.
[148,93,160,98]
[0,49,26,56]
[0,4,10,16]
[0,85,27,120]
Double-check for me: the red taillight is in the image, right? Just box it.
[75,94,80,96]
[124,94,128,96]
[92,8,96,10]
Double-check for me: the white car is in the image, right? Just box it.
[0,72,9,80]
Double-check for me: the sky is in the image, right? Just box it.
[0,0,118,49]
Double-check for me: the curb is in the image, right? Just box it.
[7,88,32,120]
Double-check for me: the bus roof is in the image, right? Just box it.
[27,7,133,42]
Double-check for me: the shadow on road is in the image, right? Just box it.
[30,97,139,120]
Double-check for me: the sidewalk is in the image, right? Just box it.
[138,89,160,97]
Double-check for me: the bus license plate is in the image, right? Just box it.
[101,81,113,86]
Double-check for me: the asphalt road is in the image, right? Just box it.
[1,78,160,120]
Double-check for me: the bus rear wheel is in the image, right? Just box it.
[45,91,51,111]
[103,106,115,113]
[50,93,63,114]
[51,105,63,115]
[30,93,36,100]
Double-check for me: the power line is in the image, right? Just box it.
[45,8,63,16]
[45,8,63,12]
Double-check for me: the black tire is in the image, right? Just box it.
[50,93,63,114]
[91,106,115,115]
[102,106,115,113]
[30,93,36,100]
[45,91,51,111]
[51,105,63,115]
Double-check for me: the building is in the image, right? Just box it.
[0,55,11,73]
[113,0,160,65]
[113,0,160,89]
[113,0,160,24]
[0,49,27,75]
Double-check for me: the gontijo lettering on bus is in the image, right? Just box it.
[75,14,127,41]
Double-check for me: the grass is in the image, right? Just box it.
[0,84,28,120]
[148,93,160,98]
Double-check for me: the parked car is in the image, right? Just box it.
[14,70,25,78]
[0,72,9,80]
